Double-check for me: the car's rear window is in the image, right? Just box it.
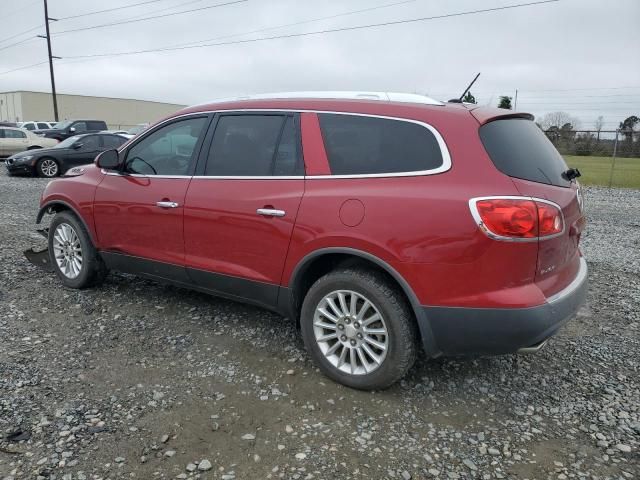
[479,118,570,187]
[318,113,443,176]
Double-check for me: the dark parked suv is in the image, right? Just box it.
[35,92,587,390]
[33,120,108,141]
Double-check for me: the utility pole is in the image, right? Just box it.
[514,89,518,110]
[41,0,59,121]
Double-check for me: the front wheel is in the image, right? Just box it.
[37,157,59,177]
[300,268,417,390]
[48,211,108,288]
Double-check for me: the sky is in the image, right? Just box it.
[0,0,639,130]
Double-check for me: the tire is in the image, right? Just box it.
[48,211,108,289]
[37,157,59,177]
[300,268,417,390]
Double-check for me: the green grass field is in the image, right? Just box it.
[563,155,640,189]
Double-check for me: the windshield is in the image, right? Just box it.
[53,121,73,130]
[55,135,82,148]
[127,124,147,135]
[17,122,25,127]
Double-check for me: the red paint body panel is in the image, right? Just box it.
[39,164,104,243]
[93,175,190,265]
[299,112,330,175]
[183,178,304,284]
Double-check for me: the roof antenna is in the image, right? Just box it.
[448,72,481,103]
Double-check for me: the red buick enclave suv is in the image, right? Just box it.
[36,92,587,389]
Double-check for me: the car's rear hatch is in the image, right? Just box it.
[473,108,586,298]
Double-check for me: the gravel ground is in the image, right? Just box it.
[0,172,638,480]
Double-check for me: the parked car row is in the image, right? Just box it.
[2,120,151,176]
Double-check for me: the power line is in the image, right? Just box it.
[62,0,562,60]
[56,0,171,21]
[125,0,210,21]
[51,0,248,36]
[0,25,43,45]
[0,37,39,53]
[0,60,48,76]
[169,0,421,50]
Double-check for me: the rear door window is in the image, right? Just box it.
[102,135,126,149]
[479,119,570,187]
[5,129,26,139]
[37,122,49,129]
[318,113,444,176]
[205,114,302,176]
[88,121,106,131]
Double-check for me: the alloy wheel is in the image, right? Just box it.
[40,159,58,177]
[52,223,83,279]
[313,290,389,375]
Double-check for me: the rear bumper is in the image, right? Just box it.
[421,257,588,356]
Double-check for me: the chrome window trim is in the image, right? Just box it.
[468,195,566,243]
[116,109,451,180]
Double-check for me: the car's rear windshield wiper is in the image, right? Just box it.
[563,167,581,181]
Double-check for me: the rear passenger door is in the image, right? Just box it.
[183,112,305,308]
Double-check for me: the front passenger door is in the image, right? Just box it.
[93,115,210,280]
[67,135,101,168]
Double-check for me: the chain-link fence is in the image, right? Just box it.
[544,129,640,188]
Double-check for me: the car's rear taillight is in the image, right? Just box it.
[470,196,564,241]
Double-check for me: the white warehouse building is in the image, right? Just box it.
[0,90,186,129]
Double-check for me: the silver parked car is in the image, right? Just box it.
[0,126,58,158]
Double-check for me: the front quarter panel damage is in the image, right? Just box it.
[37,165,105,246]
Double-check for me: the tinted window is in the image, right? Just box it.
[88,121,106,130]
[23,123,36,130]
[72,122,87,133]
[5,129,26,139]
[102,135,126,149]
[318,113,443,175]
[205,115,301,176]
[0,129,4,139]
[479,119,569,187]
[37,122,49,129]
[125,117,207,175]
[78,135,99,150]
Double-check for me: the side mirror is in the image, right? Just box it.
[95,149,121,170]
[72,142,82,150]
[69,127,76,133]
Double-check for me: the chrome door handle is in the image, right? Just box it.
[156,201,179,208]
[257,208,285,217]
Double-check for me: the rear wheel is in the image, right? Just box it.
[37,157,59,177]
[48,211,108,288]
[300,268,417,390]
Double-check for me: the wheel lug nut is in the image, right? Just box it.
[350,339,356,346]
[345,318,350,324]
[357,333,363,339]
[340,335,347,341]
[338,324,344,330]
[354,322,360,329]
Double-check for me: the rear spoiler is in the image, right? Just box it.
[468,106,534,125]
